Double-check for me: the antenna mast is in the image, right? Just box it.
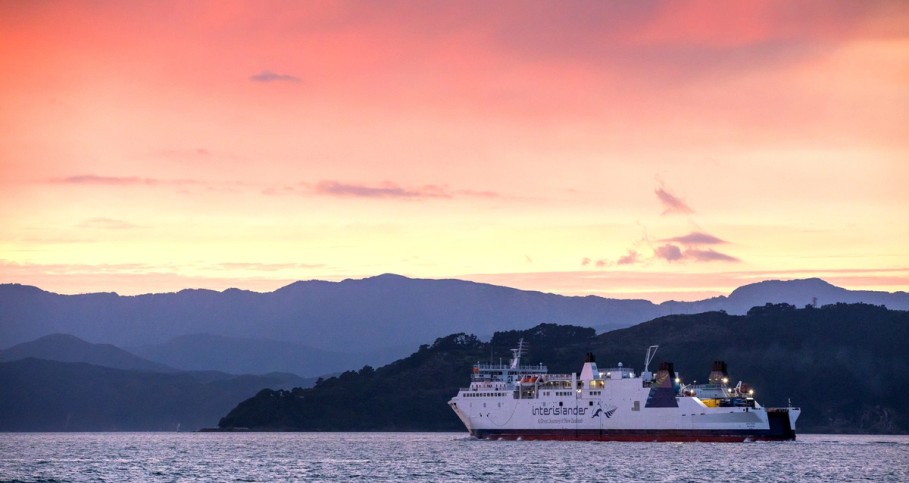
[510,338,526,369]
[644,345,659,373]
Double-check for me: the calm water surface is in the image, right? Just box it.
[1,432,906,482]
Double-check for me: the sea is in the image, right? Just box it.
[1,432,906,482]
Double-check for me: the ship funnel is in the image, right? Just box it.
[580,352,599,381]
[708,360,728,384]
[654,362,676,388]
[644,361,680,408]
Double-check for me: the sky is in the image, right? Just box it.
[1,0,907,302]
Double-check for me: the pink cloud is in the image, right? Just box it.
[661,231,727,245]
[54,175,159,186]
[654,244,684,262]
[655,187,694,215]
[684,248,740,262]
[631,1,891,50]
[454,189,501,199]
[77,218,137,230]
[51,175,205,188]
[308,180,501,201]
[314,181,451,199]
[617,250,640,265]
[653,244,740,263]
[249,70,301,83]
[156,148,210,157]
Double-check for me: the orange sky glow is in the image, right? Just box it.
[2,1,907,302]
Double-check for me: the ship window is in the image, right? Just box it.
[589,401,593,406]
[559,401,563,407]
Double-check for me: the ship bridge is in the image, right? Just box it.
[471,362,547,384]
[470,338,546,385]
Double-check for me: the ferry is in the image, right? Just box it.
[448,340,800,442]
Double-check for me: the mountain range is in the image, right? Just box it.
[0,333,175,372]
[1,275,906,376]
[0,334,314,431]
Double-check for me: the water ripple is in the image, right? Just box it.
[1,433,907,482]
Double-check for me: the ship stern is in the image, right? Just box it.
[766,407,800,441]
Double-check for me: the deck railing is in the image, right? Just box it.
[474,363,548,372]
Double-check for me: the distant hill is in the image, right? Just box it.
[0,333,176,373]
[657,277,909,317]
[218,303,909,434]
[130,333,402,377]
[2,275,906,376]
[0,358,314,431]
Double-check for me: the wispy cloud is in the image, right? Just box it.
[249,70,302,83]
[654,229,740,263]
[50,174,204,187]
[655,186,694,215]
[267,180,502,201]
[156,148,210,157]
[685,248,740,262]
[586,185,739,267]
[454,188,501,199]
[52,174,499,202]
[652,244,739,263]
[53,175,160,186]
[616,250,640,265]
[315,180,450,199]
[660,231,727,245]
[48,174,248,195]
[654,244,684,262]
[77,217,137,230]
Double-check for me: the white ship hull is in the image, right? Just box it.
[449,343,800,442]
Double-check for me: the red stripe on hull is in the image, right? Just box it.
[472,431,795,443]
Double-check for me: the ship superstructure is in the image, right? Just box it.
[448,340,800,442]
